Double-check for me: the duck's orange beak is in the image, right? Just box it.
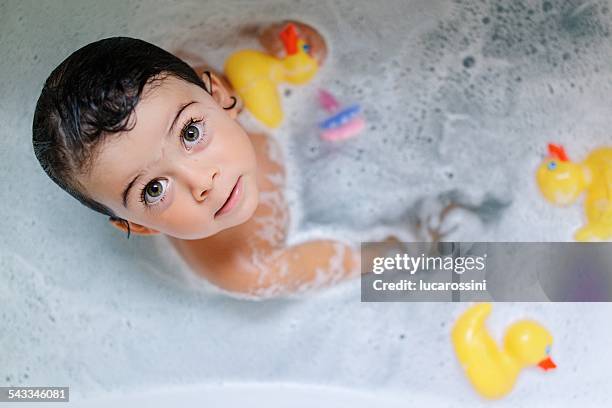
[547,143,569,161]
[279,23,299,55]
[538,357,557,371]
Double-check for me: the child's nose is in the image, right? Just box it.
[188,166,220,202]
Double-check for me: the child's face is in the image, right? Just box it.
[79,75,259,240]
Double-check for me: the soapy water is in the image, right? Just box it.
[279,0,612,244]
[2,0,612,403]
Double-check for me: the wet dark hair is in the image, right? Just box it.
[32,37,235,237]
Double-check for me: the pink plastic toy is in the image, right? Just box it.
[317,89,365,141]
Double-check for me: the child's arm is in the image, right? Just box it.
[206,240,359,298]
[204,237,404,298]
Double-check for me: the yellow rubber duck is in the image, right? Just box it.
[536,143,612,241]
[451,303,556,399]
[224,23,319,128]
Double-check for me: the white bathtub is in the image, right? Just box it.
[72,383,411,408]
[66,381,579,408]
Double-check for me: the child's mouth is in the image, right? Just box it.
[214,176,243,218]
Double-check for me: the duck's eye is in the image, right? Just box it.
[302,43,311,54]
[143,179,168,205]
[545,345,552,355]
[547,161,557,171]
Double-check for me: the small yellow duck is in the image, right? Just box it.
[224,23,319,128]
[451,303,556,399]
[536,143,612,241]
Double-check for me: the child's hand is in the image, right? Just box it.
[360,237,405,275]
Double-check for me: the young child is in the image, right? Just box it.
[32,22,368,298]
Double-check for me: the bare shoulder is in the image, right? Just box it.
[167,224,272,292]
[249,132,285,190]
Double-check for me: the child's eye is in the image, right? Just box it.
[142,179,168,205]
[181,118,206,151]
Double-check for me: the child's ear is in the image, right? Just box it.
[109,218,159,236]
[202,71,240,119]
